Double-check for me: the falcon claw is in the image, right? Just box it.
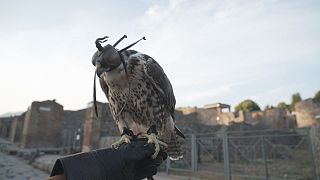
[143,133,166,159]
[111,134,131,149]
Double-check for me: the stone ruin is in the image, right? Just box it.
[176,102,297,129]
[295,99,320,127]
[82,101,117,152]
[20,100,63,148]
[0,99,319,152]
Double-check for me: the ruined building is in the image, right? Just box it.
[60,108,86,152]
[2,99,317,151]
[8,113,25,142]
[0,116,13,139]
[20,100,63,148]
[295,99,320,127]
[82,101,118,151]
[177,103,297,129]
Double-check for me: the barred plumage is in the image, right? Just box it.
[97,49,184,160]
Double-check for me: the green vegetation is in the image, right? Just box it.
[291,93,302,111]
[264,105,275,111]
[234,90,319,113]
[313,90,320,103]
[235,99,261,112]
[277,102,291,111]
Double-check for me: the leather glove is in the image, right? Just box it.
[50,140,167,180]
[133,140,167,180]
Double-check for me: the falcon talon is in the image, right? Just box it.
[111,134,131,149]
[142,133,161,159]
[158,141,168,148]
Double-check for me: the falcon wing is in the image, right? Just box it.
[143,54,185,138]
[143,55,176,119]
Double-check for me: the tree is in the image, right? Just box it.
[235,99,261,112]
[313,90,320,103]
[277,102,291,111]
[264,105,275,111]
[291,93,302,111]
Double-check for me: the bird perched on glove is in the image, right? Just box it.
[92,35,185,160]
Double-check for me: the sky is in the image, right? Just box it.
[0,0,319,115]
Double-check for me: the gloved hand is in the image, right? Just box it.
[135,148,167,180]
[117,139,167,180]
[50,140,167,180]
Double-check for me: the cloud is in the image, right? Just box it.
[135,0,320,108]
[0,0,319,113]
[177,85,233,106]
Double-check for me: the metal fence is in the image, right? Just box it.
[162,129,319,180]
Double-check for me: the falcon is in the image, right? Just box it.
[91,35,185,160]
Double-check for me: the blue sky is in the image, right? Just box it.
[0,0,319,114]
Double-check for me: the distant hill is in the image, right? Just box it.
[0,111,23,117]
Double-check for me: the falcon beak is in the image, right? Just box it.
[95,61,112,77]
[95,61,101,68]
[95,62,104,78]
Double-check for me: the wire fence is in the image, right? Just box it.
[162,129,319,180]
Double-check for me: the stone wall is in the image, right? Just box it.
[177,107,220,125]
[195,108,220,125]
[20,100,63,148]
[176,103,297,129]
[175,105,297,130]
[0,117,13,138]
[176,106,198,115]
[1,100,117,151]
[247,111,263,124]
[174,111,224,134]
[82,102,101,152]
[262,108,296,129]
[82,102,117,151]
[295,99,320,127]
[0,99,308,150]
[219,111,245,125]
[60,109,86,151]
[8,114,25,143]
[8,117,18,142]
[310,125,320,175]
[99,103,119,137]
[223,108,297,129]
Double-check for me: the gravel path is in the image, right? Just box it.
[0,152,49,180]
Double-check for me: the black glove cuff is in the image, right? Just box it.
[49,147,141,180]
[50,151,109,180]
[49,140,167,180]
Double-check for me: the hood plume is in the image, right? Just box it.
[95,36,109,51]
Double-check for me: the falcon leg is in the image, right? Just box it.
[144,133,160,159]
[143,125,168,159]
[111,127,133,149]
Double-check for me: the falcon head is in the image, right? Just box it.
[92,35,146,77]
[91,35,146,117]
[92,36,125,77]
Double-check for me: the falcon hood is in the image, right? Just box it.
[92,35,146,116]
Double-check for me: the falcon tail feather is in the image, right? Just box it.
[167,132,183,160]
